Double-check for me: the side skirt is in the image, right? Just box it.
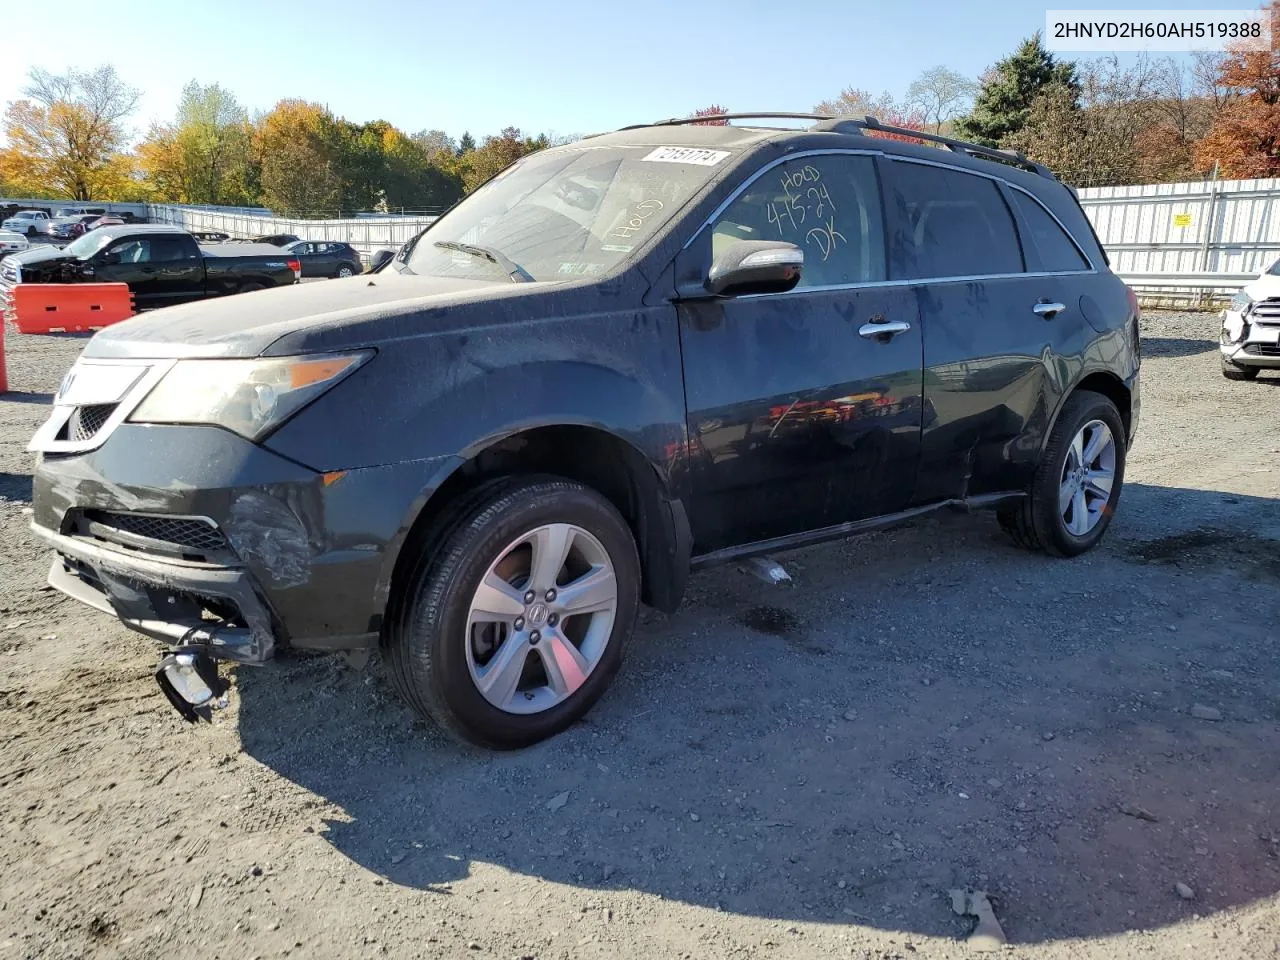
[688,492,1026,570]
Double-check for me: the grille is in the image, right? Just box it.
[1243,343,1280,357]
[68,404,117,441]
[1251,298,1280,322]
[83,511,228,552]
[0,258,17,286]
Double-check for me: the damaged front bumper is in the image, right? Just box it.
[32,521,275,664]
[1221,308,1280,368]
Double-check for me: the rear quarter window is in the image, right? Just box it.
[1007,189,1089,272]
[885,161,1023,281]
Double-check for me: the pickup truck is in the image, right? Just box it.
[0,224,300,308]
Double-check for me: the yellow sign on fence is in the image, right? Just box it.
[1173,213,1192,228]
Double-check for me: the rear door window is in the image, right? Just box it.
[152,237,196,261]
[711,153,886,288]
[1006,190,1089,272]
[884,161,1023,280]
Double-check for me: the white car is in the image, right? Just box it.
[1221,260,1280,380]
[1,210,50,236]
[0,229,30,255]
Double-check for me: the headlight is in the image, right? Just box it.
[129,352,373,440]
[1229,291,1253,314]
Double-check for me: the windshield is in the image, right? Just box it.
[402,144,732,282]
[65,231,116,259]
[1269,259,1280,276]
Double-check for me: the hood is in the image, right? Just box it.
[7,244,76,268]
[84,271,562,360]
[1242,270,1280,304]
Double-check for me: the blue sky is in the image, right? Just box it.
[0,0,1228,144]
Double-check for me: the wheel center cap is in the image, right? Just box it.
[526,602,549,627]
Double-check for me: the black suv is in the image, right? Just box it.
[28,115,1140,747]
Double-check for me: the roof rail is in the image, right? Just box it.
[617,112,835,131]
[810,116,1057,180]
[609,112,1057,180]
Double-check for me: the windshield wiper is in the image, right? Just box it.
[433,241,534,283]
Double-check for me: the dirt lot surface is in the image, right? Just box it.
[1,312,1278,960]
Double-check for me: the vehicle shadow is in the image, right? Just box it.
[0,472,32,502]
[0,391,54,404]
[235,481,1280,945]
[1141,336,1218,358]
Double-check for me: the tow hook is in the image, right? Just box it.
[155,648,230,723]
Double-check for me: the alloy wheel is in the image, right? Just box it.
[465,523,618,715]
[1059,419,1116,536]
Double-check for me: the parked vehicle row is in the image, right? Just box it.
[2,207,370,279]
[0,229,30,256]
[0,224,301,307]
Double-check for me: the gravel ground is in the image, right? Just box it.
[1,311,1278,960]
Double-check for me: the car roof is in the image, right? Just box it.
[92,224,190,239]
[582,114,1063,192]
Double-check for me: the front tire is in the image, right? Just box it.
[384,476,640,748]
[998,390,1126,557]
[1221,356,1259,381]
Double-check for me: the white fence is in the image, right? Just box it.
[145,205,438,257]
[1077,178,1280,303]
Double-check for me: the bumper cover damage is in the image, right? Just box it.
[34,522,276,664]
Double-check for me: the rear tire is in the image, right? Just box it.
[384,475,640,748]
[998,390,1126,558]
[336,263,355,278]
[1221,356,1259,380]
[239,282,265,294]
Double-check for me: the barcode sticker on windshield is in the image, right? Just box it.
[641,147,731,166]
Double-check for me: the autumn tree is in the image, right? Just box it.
[812,87,927,140]
[814,87,901,118]
[255,100,341,216]
[906,66,978,133]
[137,82,255,204]
[1003,56,1168,186]
[457,127,546,193]
[0,66,139,199]
[1124,57,1222,182]
[954,34,1078,146]
[1195,0,1280,178]
[689,105,729,125]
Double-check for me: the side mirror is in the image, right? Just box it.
[97,251,120,265]
[706,240,803,297]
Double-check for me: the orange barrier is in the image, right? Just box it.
[10,283,135,335]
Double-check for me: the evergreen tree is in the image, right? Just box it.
[954,33,1079,146]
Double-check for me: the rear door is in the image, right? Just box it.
[880,159,1092,502]
[292,242,320,277]
[676,151,924,554]
[315,243,341,276]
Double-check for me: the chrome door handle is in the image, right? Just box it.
[858,319,911,340]
[1033,301,1066,319]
